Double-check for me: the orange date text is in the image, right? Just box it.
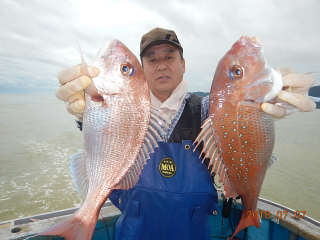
[246,211,306,220]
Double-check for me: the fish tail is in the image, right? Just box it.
[35,208,99,240]
[230,209,260,239]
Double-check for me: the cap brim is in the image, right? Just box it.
[140,40,183,57]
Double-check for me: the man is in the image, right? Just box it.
[56,28,315,239]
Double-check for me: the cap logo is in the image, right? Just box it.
[165,34,180,44]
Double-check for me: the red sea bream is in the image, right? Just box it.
[36,40,168,240]
[194,36,283,239]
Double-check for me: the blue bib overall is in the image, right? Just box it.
[109,140,218,240]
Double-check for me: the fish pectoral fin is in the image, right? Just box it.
[70,150,89,199]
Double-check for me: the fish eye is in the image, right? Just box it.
[120,63,133,75]
[122,65,128,73]
[231,65,243,79]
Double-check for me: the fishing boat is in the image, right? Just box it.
[1,190,319,240]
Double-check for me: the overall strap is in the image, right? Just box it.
[168,93,203,143]
[168,93,213,180]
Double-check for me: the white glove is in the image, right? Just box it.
[56,65,100,121]
[261,68,316,118]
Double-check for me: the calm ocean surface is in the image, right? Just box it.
[0,94,319,222]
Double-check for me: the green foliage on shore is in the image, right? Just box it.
[191,92,209,97]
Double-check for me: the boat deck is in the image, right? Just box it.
[1,191,319,240]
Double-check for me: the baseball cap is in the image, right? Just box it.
[140,27,183,57]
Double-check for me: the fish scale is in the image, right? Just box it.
[84,97,148,192]
[216,103,274,192]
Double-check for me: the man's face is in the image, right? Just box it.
[142,44,185,100]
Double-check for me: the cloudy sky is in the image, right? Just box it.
[0,0,319,95]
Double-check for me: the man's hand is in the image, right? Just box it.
[261,68,316,118]
[56,65,100,121]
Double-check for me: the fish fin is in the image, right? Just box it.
[209,151,220,174]
[194,119,236,193]
[149,109,170,138]
[77,40,103,102]
[216,160,226,183]
[116,147,149,190]
[70,150,89,199]
[150,106,171,125]
[268,153,278,168]
[214,159,236,196]
[36,208,98,240]
[193,118,213,150]
[224,176,238,199]
[230,208,260,239]
[116,111,168,190]
[194,117,233,186]
[194,117,227,179]
[194,118,218,158]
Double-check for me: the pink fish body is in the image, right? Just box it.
[37,40,168,240]
[195,36,282,239]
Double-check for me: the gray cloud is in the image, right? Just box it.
[0,0,319,96]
